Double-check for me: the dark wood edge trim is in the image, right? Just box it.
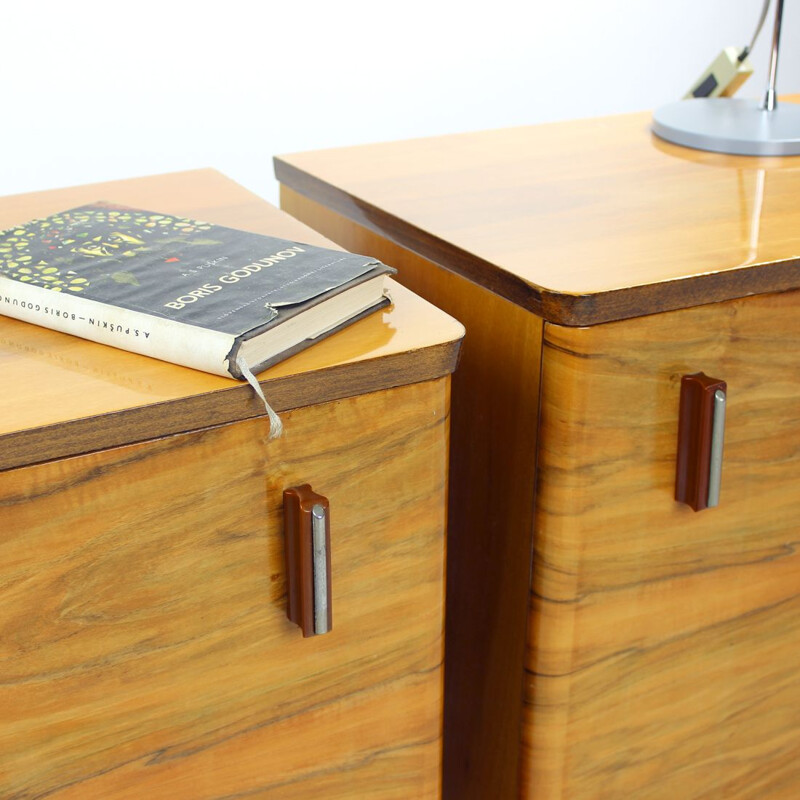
[0,339,460,472]
[545,261,800,326]
[275,158,800,326]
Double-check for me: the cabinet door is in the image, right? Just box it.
[0,379,449,799]
[523,290,800,799]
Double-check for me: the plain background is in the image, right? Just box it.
[2,0,798,205]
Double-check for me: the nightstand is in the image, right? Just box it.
[0,169,464,799]
[276,107,800,799]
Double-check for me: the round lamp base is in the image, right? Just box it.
[652,97,800,156]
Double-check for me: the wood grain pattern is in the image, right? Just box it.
[278,110,800,799]
[0,378,450,798]
[280,187,544,800]
[275,99,800,325]
[523,289,800,799]
[0,171,463,471]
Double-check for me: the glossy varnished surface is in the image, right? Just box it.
[524,289,800,798]
[0,379,450,798]
[279,110,800,799]
[280,188,545,799]
[276,100,800,324]
[0,171,463,470]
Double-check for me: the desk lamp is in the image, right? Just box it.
[652,0,800,155]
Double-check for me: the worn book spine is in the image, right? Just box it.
[0,276,236,377]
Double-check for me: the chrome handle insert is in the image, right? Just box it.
[311,503,330,635]
[707,389,726,508]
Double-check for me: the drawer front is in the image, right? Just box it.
[523,290,800,799]
[0,379,449,798]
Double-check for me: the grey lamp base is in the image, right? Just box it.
[652,97,800,156]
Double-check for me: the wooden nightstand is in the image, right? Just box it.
[0,170,464,799]
[276,107,800,799]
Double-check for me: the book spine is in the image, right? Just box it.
[0,278,237,378]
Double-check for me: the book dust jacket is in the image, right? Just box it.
[0,204,385,339]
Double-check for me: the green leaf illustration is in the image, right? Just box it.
[111,271,140,286]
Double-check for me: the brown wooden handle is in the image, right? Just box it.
[283,485,332,636]
[675,373,727,511]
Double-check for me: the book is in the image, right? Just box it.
[0,203,394,384]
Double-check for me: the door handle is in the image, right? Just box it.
[675,373,727,511]
[283,485,332,636]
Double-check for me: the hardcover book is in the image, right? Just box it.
[0,203,394,383]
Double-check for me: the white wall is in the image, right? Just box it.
[2,0,797,205]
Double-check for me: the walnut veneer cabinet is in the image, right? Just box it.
[0,170,464,798]
[276,105,800,800]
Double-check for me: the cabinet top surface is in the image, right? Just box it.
[0,170,463,470]
[276,100,800,325]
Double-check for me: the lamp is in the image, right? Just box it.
[652,0,800,155]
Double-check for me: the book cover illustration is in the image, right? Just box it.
[0,204,386,337]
